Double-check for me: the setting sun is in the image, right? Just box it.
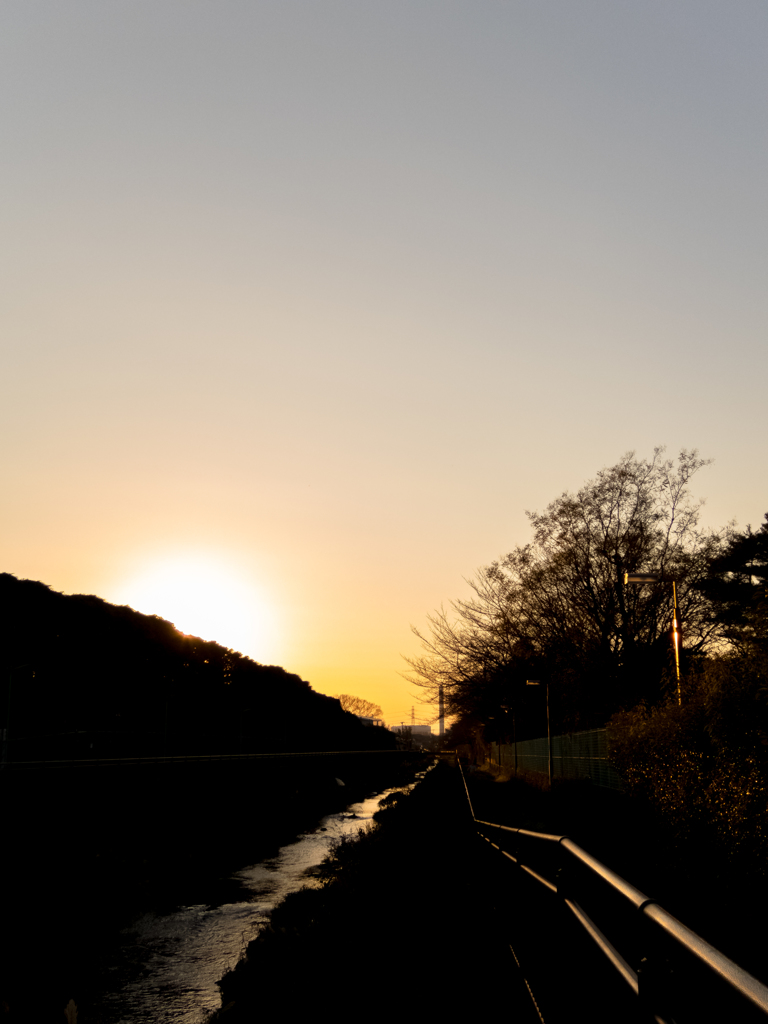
[113,554,280,663]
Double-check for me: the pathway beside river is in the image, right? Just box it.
[211,760,588,1022]
[213,759,661,1023]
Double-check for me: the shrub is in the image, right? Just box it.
[608,652,768,877]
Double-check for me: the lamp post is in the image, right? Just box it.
[500,704,511,771]
[527,680,552,788]
[623,572,681,706]
[512,706,517,776]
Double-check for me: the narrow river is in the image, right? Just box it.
[86,778,421,1023]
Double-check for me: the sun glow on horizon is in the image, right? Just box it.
[113,554,280,663]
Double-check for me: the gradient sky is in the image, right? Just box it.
[2,2,766,728]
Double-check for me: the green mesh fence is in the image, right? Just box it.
[490,729,624,792]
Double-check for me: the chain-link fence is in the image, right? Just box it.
[490,728,624,792]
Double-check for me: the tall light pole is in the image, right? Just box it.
[527,680,552,788]
[623,572,681,706]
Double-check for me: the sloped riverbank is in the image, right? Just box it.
[0,752,427,1022]
[212,759,768,1024]
[209,759,554,1022]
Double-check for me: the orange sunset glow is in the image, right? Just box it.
[2,2,766,729]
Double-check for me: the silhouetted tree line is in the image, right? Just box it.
[610,512,768,876]
[407,448,768,873]
[406,449,726,738]
[333,693,383,719]
[406,449,766,744]
[0,574,395,761]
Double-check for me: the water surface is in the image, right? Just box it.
[89,786,409,1023]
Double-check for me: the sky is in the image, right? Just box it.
[2,2,766,729]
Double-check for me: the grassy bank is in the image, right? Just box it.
[208,759,637,1023]
[207,759,768,1022]
[0,752,427,1023]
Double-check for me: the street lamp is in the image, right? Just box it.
[623,572,681,706]
[526,680,553,788]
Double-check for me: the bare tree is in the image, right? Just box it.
[403,449,727,731]
[333,694,384,719]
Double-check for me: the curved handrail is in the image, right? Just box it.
[459,760,768,1019]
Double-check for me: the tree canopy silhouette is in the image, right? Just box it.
[332,694,384,719]
[696,512,768,655]
[404,449,726,735]
[0,574,394,761]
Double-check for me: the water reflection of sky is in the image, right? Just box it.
[91,784,418,1024]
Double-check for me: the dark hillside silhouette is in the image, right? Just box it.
[0,573,394,760]
[0,574,401,1020]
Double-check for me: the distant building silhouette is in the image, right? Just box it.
[355,715,386,728]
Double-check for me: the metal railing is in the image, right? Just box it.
[459,761,768,1023]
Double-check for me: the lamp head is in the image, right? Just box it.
[624,572,662,585]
